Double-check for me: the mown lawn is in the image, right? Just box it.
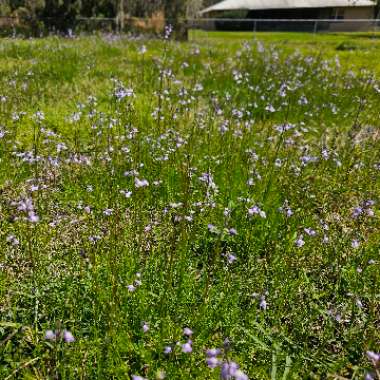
[0,33,380,379]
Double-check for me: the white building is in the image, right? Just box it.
[199,0,376,31]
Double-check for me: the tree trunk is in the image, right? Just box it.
[164,0,188,40]
[116,0,125,32]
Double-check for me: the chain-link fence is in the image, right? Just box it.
[188,18,380,34]
[1,15,380,38]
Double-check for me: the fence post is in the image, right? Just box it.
[313,20,318,34]
[253,19,257,39]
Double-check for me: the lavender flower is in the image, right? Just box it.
[114,87,134,100]
[6,235,19,246]
[221,361,239,379]
[138,45,147,54]
[206,348,221,357]
[135,178,149,188]
[295,235,305,248]
[248,205,266,219]
[226,253,237,264]
[228,228,238,236]
[45,330,56,341]
[259,296,267,310]
[367,351,380,362]
[304,228,317,237]
[28,212,39,223]
[208,224,219,234]
[164,24,173,39]
[183,327,193,336]
[206,356,220,369]
[182,341,192,353]
[352,207,363,218]
[63,330,75,343]
[351,239,360,249]
[132,375,146,380]
[234,370,249,380]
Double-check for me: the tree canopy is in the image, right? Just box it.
[0,0,213,20]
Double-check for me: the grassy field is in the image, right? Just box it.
[0,33,380,379]
[190,31,380,73]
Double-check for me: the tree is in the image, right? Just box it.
[2,0,204,36]
[116,0,124,31]
[163,0,188,39]
[39,0,82,30]
[186,0,204,19]
[0,0,12,16]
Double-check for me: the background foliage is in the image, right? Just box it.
[0,0,213,23]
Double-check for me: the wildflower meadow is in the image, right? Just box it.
[0,32,380,379]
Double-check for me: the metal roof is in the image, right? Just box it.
[200,0,375,13]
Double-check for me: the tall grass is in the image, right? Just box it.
[0,34,380,379]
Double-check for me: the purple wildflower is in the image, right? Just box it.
[182,341,192,353]
[135,178,149,188]
[226,253,237,264]
[221,361,239,379]
[206,348,221,357]
[259,296,267,310]
[63,330,75,343]
[132,376,146,380]
[367,351,380,362]
[352,239,360,249]
[234,370,249,380]
[304,228,316,237]
[228,228,238,236]
[45,330,56,341]
[206,356,220,369]
[208,224,219,234]
[183,327,193,336]
[352,207,363,218]
[295,235,305,248]
[248,205,266,219]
